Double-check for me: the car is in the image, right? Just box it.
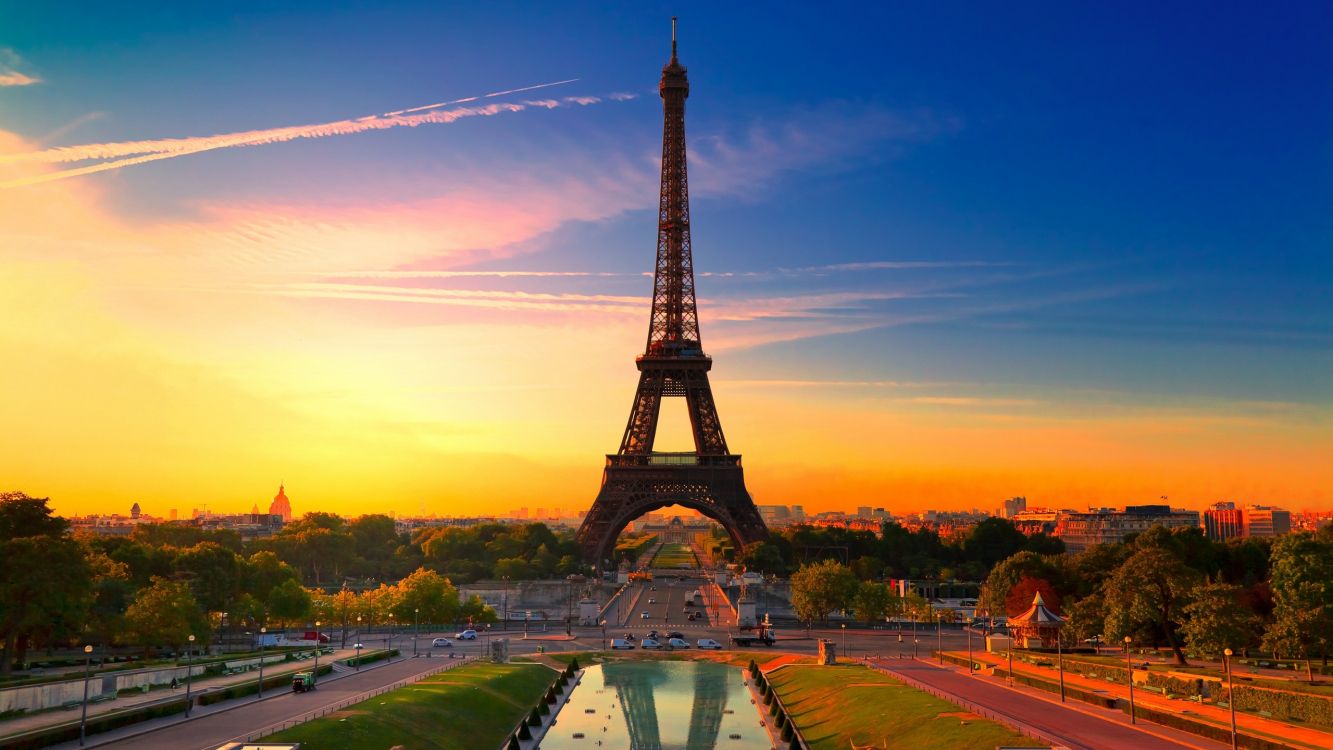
[455,629,477,640]
[610,638,636,650]
[697,638,722,650]
[686,612,698,621]
[646,631,660,640]
[648,597,656,604]
[650,586,657,591]
[668,638,690,649]
[641,638,662,649]
[640,611,650,619]
[431,637,454,648]
[667,631,683,639]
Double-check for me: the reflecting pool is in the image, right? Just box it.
[539,660,771,750]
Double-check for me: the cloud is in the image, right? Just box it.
[0,48,39,86]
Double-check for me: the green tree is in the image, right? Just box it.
[850,581,897,624]
[242,550,299,601]
[266,578,313,627]
[1181,582,1262,659]
[175,542,240,613]
[0,536,92,673]
[122,577,208,652]
[961,518,1029,570]
[0,492,69,539]
[1261,532,1333,671]
[789,560,858,627]
[391,568,460,627]
[978,551,1058,618]
[738,542,788,577]
[1103,547,1200,665]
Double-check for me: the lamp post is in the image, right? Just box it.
[1006,626,1015,686]
[1056,627,1066,702]
[313,621,321,686]
[1125,635,1136,724]
[1224,648,1238,750]
[355,641,363,670]
[413,607,420,657]
[218,611,227,654]
[386,615,394,661]
[601,620,608,651]
[502,576,509,631]
[258,626,267,698]
[841,623,846,658]
[937,613,944,664]
[184,635,195,717]
[967,620,974,675]
[78,644,93,746]
[912,611,918,658]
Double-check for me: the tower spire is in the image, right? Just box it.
[671,16,677,60]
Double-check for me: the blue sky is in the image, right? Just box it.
[2,2,1330,513]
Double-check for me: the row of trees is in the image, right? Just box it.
[0,494,507,672]
[738,517,1066,582]
[783,521,1332,668]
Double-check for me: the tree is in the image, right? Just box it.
[242,550,299,601]
[1103,547,1200,665]
[175,542,240,613]
[1005,576,1060,618]
[738,542,787,577]
[122,577,208,652]
[978,551,1058,618]
[0,536,92,673]
[789,560,858,627]
[850,582,896,624]
[1181,583,1262,659]
[391,568,460,627]
[0,492,69,539]
[266,579,313,628]
[961,518,1029,570]
[1261,533,1332,671]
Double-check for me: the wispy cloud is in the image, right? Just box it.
[0,80,617,189]
[0,48,39,87]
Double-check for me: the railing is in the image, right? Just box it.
[236,656,479,743]
[605,453,741,468]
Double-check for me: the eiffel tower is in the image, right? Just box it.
[576,19,769,566]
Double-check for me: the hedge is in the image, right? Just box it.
[197,663,333,706]
[0,697,188,750]
[343,648,398,668]
[1127,702,1292,750]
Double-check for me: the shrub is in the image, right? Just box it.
[528,707,542,726]
[517,721,532,740]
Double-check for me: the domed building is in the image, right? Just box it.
[268,484,292,523]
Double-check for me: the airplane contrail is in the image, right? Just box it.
[0,79,603,189]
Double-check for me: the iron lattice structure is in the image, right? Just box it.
[576,21,769,566]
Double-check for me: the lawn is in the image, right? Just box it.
[267,662,552,749]
[649,542,698,568]
[767,664,1045,750]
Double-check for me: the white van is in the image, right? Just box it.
[610,638,636,650]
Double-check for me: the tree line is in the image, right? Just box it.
[0,493,583,673]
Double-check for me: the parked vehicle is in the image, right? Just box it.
[667,631,683,639]
[611,638,636,650]
[291,672,316,692]
[697,639,722,650]
[640,611,650,619]
[456,629,477,640]
[668,638,690,649]
[730,624,777,647]
[432,637,454,648]
[646,631,660,640]
[641,638,662,649]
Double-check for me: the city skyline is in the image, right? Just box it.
[3,2,1331,519]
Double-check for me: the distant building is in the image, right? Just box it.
[1055,505,1201,554]
[1204,502,1244,542]
[130,502,141,519]
[856,506,872,518]
[1010,508,1060,536]
[1001,496,1027,519]
[1243,506,1291,538]
[268,484,293,523]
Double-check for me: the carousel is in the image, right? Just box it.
[1009,590,1065,648]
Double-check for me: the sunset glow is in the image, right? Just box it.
[2,3,1329,519]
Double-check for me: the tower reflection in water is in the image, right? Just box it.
[538,661,770,750]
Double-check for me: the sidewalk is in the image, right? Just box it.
[957,650,1330,750]
[0,647,355,740]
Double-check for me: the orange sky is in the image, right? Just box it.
[2,127,1330,521]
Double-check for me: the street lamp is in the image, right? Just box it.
[1125,635,1136,724]
[967,620,974,675]
[258,626,267,698]
[355,641,363,670]
[1224,648,1238,750]
[1056,627,1066,703]
[78,644,93,746]
[841,623,846,658]
[1006,625,1015,686]
[185,635,195,717]
[313,621,321,686]
[601,620,608,650]
[413,607,420,657]
[218,611,227,654]
[936,613,944,664]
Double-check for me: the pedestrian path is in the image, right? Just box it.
[869,656,1225,750]
[960,650,1331,750]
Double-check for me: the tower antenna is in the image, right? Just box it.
[671,16,677,59]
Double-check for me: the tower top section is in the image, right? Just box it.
[660,16,688,96]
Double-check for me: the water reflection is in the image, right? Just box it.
[539,661,770,750]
